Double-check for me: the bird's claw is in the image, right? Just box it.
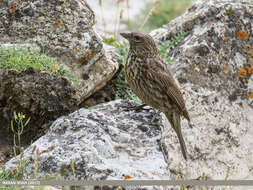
[122,103,151,112]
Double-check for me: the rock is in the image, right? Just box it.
[3,100,170,181]
[80,78,116,108]
[0,0,119,103]
[150,0,253,182]
[0,68,78,153]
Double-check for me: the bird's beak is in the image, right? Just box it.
[120,32,131,40]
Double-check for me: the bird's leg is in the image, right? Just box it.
[147,110,162,126]
[157,138,169,164]
[188,121,193,128]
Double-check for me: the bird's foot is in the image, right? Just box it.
[151,110,161,123]
[147,110,162,126]
[122,103,151,112]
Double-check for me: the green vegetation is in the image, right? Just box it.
[168,31,188,49]
[11,112,30,157]
[158,31,187,64]
[102,37,117,45]
[0,149,27,186]
[158,43,173,64]
[141,0,192,31]
[112,41,140,101]
[0,112,30,187]
[0,47,78,85]
[121,0,192,32]
[0,1,191,186]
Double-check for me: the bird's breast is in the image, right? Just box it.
[125,55,147,78]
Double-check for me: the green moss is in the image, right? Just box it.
[0,46,79,85]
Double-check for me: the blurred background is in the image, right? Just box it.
[87,0,196,37]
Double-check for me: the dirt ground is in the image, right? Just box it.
[0,130,14,165]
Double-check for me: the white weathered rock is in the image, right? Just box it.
[0,0,119,103]
[2,1,253,189]
[3,100,170,181]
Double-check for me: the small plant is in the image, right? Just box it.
[158,31,188,64]
[0,148,26,182]
[103,37,117,46]
[0,46,79,85]
[0,145,58,185]
[169,31,188,49]
[113,42,129,66]
[70,158,76,178]
[10,112,31,156]
[158,43,173,64]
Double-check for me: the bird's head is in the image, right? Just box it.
[120,31,158,57]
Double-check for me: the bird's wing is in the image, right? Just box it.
[148,58,190,121]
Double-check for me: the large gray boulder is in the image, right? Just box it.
[0,0,118,163]
[3,100,169,181]
[0,0,118,103]
[150,0,253,182]
[2,0,253,189]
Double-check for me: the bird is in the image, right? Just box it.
[120,31,191,160]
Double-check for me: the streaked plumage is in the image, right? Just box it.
[121,31,191,160]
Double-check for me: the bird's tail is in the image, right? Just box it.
[165,112,188,160]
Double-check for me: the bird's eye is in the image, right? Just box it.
[134,36,141,41]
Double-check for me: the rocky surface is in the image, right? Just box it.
[0,0,119,103]
[0,68,78,163]
[149,0,253,183]
[2,0,253,189]
[3,100,169,181]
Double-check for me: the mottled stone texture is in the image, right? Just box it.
[150,0,253,183]
[3,100,169,182]
[0,68,78,150]
[151,0,253,100]
[0,0,118,102]
[0,0,118,161]
[2,0,253,187]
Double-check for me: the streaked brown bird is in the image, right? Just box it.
[120,31,191,160]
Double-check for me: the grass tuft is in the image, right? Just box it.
[0,46,79,85]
